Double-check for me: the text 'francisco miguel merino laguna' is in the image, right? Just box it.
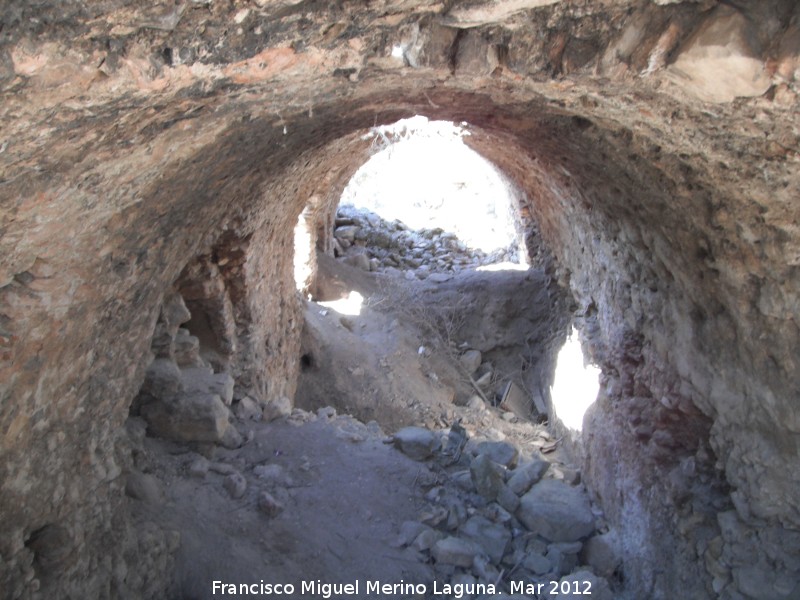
[211,579,498,598]
[212,579,595,597]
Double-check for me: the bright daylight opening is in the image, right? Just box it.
[550,327,601,432]
[294,205,314,293]
[318,291,364,317]
[294,116,528,292]
[341,116,525,259]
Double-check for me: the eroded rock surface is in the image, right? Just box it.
[1,0,799,598]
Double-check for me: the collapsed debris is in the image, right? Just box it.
[387,420,621,597]
[333,205,523,278]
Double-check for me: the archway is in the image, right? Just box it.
[3,2,798,593]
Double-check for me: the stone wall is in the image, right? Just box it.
[1,0,798,598]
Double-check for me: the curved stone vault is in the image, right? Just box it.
[0,0,798,598]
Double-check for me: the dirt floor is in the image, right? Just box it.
[296,252,569,430]
[127,254,593,600]
[133,414,435,599]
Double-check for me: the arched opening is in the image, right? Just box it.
[5,10,797,592]
[338,116,526,266]
[98,97,730,599]
[293,116,530,296]
[291,116,590,435]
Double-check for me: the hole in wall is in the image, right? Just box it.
[24,523,74,572]
[181,308,226,366]
[174,252,241,373]
[300,353,315,371]
[550,326,601,432]
[340,115,527,263]
[293,116,587,432]
[292,116,535,294]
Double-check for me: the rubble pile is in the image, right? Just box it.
[389,422,620,599]
[333,205,523,280]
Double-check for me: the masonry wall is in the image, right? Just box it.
[1,1,798,597]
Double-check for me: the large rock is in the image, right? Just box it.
[181,368,234,406]
[466,395,486,411]
[517,480,595,542]
[666,5,771,103]
[497,484,520,513]
[139,359,183,402]
[431,536,482,567]
[233,396,263,421]
[581,532,621,578]
[343,253,371,271]
[470,453,506,500]
[142,392,242,449]
[125,471,164,505]
[161,291,192,332]
[452,470,475,492]
[395,521,430,547]
[187,457,210,478]
[459,349,482,374]
[507,459,550,495]
[223,472,247,499]
[411,528,445,552]
[173,329,203,367]
[546,541,582,577]
[334,225,359,241]
[263,396,292,422]
[392,427,439,460]
[150,322,175,359]
[150,292,192,357]
[524,552,551,575]
[459,516,511,565]
[257,491,284,518]
[475,440,519,468]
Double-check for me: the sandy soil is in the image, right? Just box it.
[132,414,437,599]
[296,253,568,430]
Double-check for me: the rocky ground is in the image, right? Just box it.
[127,406,619,600]
[332,204,524,279]
[125,208,618,599]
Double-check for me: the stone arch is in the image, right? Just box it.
[1,1,798,596]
